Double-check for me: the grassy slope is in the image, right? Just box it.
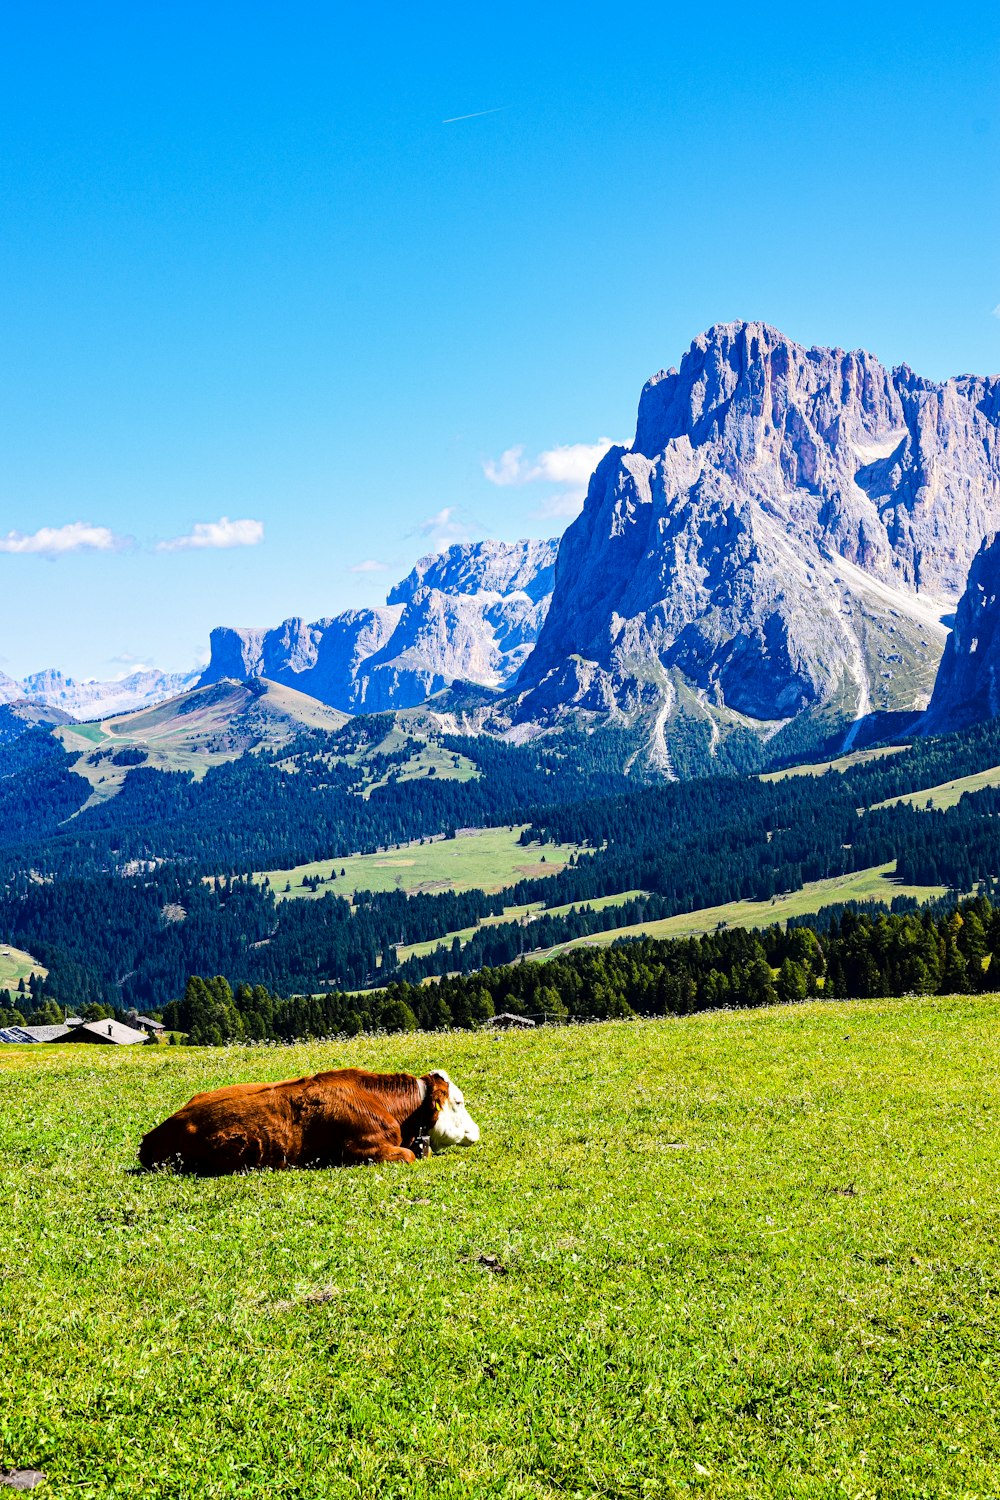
[528,863,947,961]
[761,744,909,781]
[871,763,1000,812]
[0,944,48,989]
[396,890,649,962]
[2,1000,1000,1497]
[262,826,584,900]
[55,680,350,810]
[358,727,479,799]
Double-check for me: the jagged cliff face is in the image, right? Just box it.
[389,538,557,605]
[924,532,1000,731]
[516,322,1000,757]
[200,538,559,713]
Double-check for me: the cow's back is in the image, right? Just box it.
[139,1077,309,1173]
[139,1067,424,1174]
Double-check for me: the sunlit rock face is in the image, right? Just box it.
[925,532,1000,732]
[515,322,1000,753]
[200,538,559,713]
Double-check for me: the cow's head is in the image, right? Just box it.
[426,1070,481,1150]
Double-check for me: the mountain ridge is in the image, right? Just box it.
[199,537,559,713]
[513,321,1000,764]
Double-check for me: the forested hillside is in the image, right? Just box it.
[0,719,640,880]
[1,712,1000,1013]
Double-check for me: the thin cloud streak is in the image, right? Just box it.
[442,107,505,124]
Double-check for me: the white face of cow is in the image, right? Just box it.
[428,1070,481,1150]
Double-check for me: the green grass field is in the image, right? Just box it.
[871,763,1000,812]
[396,890,649,963]
[262,826,585,900]
[761,744,909,781]
[0,944,47,991]
[528,862,948,960]
[3,999,1000,1497]
[358,728,479,798]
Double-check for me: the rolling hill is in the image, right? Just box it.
[54,678,349,809]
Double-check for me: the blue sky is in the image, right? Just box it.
[1,1,998,680]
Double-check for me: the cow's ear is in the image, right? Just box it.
[428,1074,450,1118]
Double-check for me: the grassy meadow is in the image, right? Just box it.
[760,745,909,782]
[871,764,1000,812]
[261,825,584,900]
[3,998,1000,1497]
[526,862,948,961]
[396,890,648,963]
[0,944,47,991]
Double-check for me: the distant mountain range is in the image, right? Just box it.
[198,537,559,713]
[0,667,201,732]
[8,323,1000,770]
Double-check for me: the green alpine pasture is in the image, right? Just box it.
[0,943,48,990]
[871,763,1000,813]
[396,890,648,963]
[396,865,952,969]
[760,745,909,781]
[526,862,949,961]
[3,997,1000,1497]
[261,824,584,900]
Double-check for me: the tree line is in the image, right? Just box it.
[164,893,1000,1043]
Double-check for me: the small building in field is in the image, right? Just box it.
[129,1015,166,1035]
[0,1023,73,1044]
[59,1019,149,1046]
[484,1013,536,1030]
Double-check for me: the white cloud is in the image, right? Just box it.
[350,559,387,573]
[482,448,526,486]
[484,438,621,491]
[157,517,264,553]
[419,506,457,533]
[415,505,471,552]
[0,522,127,557]
[530,490,589,522]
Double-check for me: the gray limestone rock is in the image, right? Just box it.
[924,532,1000,731]
[199,538,559,713]
[515,322,1000,756]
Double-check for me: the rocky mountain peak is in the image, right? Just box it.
[515,323,1000,763]
[388,538,558,606]
[200,536,560,714]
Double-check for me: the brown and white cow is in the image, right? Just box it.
[138,1067,480,1174]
